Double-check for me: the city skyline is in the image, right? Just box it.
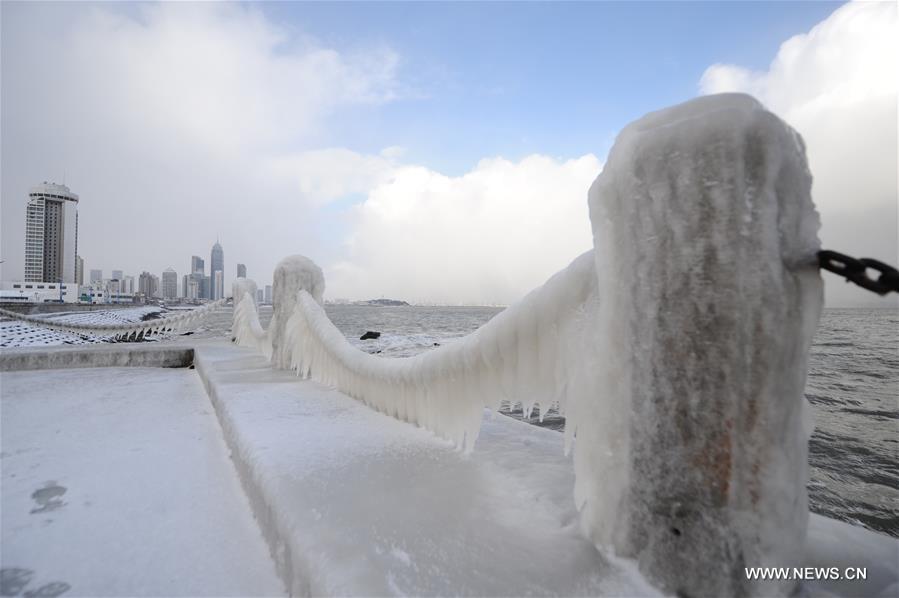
[1,1,895,306]
[19,215,260,302]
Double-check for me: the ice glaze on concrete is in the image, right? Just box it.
[0,345,193,372]
[0,366,285,597]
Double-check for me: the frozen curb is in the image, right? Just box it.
[0,344,194,371]
[190,342,643,597]
[193,346,307,596]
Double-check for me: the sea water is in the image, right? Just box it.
[324,305,898,539]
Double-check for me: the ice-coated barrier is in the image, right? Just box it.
[586,93,822,597]
[0,345,194,371]
[0,297,230,341]
[231,93,824,597]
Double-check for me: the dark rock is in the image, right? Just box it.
[360,331,381,340]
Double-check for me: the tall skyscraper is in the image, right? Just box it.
[191,256,204,276]
[183,274,200,300]
[264,285,272,304]
[75,256,84,285]
[189,255,205,299]
[112,269,123,281]
[161,268,178,300]
[210,241,224,300]
[122,275,135,295]
[24,182,79,283]
[90,269,103,283]
[237,263,246,278]
[214,271,223,301]
[138,271,159,298]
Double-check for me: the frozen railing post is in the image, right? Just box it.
[585,94,823,597]
[270,255,325,369]
[232,277,258,310]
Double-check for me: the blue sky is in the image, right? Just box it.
[265,1,843,174]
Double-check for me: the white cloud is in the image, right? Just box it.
[326,154,602,304]
[1,2,401,287]
[266,148,400,206]
[700,0,898,306]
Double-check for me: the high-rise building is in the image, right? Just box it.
[210,241,224,300]
[256,289,264,303]
[122,275,135,295]
[264,285,272,304]
[161,268,178,300]
[138,271,159,298]
[188,255,205,299]
[202,276,210,300]
[90,269,103,283]
[24,182,79,283]
[75,256,84,285]
[183,274,200,300]
[191,256,204,276]
[112,269,123,281]
[214,271,223,301]
[237,263,246,278]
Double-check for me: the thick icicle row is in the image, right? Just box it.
[0,297,230,341]
[281,251,597,451]
[232,290,271,357]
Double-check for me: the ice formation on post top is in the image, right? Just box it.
[270,255,324,369]
[231,93,824,597]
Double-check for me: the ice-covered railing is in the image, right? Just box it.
[0,297,230,341]
[285,251,596,451]
[231,94,824,598]
[231,277,272,358]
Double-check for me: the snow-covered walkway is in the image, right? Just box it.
[0,365,285,597]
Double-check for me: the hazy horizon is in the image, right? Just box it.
[2,1,896,307]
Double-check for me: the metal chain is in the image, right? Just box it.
[818,251,899,295]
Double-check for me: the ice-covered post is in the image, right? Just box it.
[232,277,258,308]
[270,255,325,369]
[586,94,823,597]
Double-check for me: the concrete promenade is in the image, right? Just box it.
[1,340,897,597]
[0,361,285,597]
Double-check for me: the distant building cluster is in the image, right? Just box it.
[1,182,274,306]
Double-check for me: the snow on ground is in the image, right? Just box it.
[0,366,285,597]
